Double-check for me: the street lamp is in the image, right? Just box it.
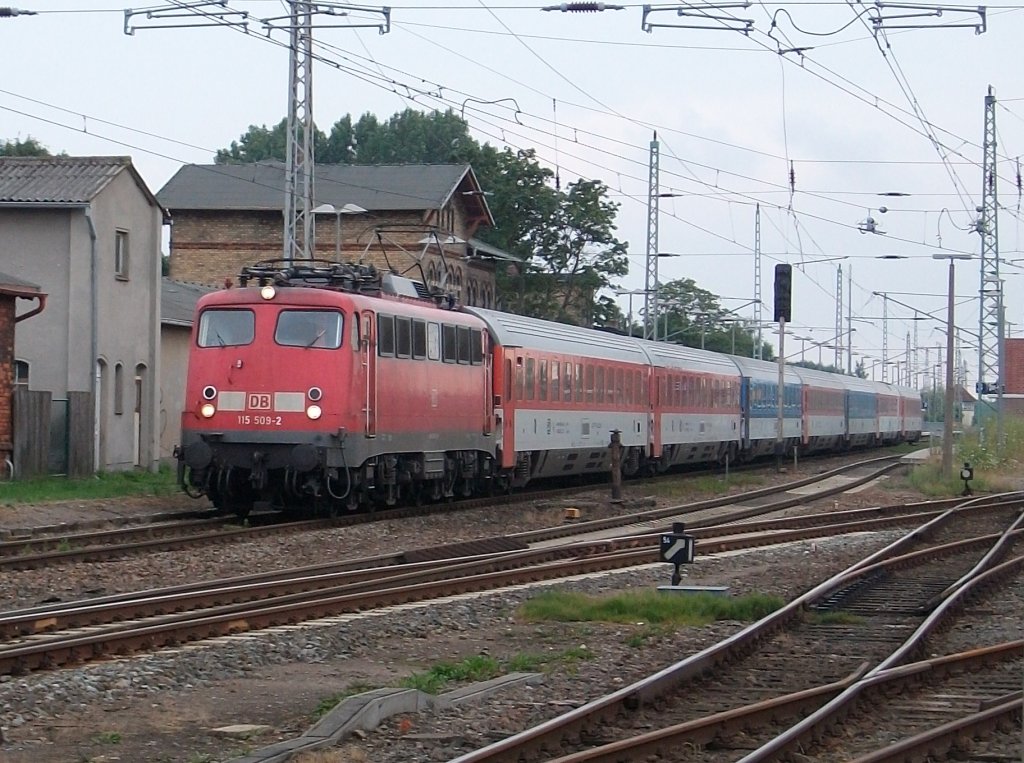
[312,203,367,261]
[933,253,973,478]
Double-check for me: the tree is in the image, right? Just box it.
[653,278,773,358]
[522,179,627,324]
[0,137,51,157]
[854,358,868,379]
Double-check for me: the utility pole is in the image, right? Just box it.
[643,134,660,341]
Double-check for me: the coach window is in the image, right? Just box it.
[550,360,560,402]
[457,326,471,364]
[564,362,573,402]
[539,360,548,401]
[525,357,536,401]
[584,365,594,404]
[427,322,441,361]
[197,309,255,347]
[575,363,583,402]
[515,357,524,400]
[377,315,395,356]
[442,324,458,363]
[595,367,604,404]
[412,320,427,360]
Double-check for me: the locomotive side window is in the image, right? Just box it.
[351,313,360,352]
[395,317,412,358]
[197,309,255,347]
[427,322,441,360]
[471,329,484,365]
[378,315,395,356]
[412,320,427,360]
[456,326,471,364]
[276,310,342,349]
[442,325,457,363]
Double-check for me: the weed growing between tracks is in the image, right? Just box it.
[519,590,784,632]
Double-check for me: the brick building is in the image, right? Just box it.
[0,271,46,474]
[1000,338,1024,416]
[157,163,518,306]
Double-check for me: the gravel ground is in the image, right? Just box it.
[1,454,1017,763]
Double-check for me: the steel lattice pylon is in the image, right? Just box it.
[753,205,762,359]
[284,2,315,261]
[978,86,1000,394]
[643,135,660,341]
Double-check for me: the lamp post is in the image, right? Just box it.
[312,203,366,261]
[933,253,972,479]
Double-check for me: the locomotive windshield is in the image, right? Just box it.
[197,309,255,347]
[275,310,343,349]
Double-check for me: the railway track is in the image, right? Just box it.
[445,500,1024,762]
[0,471,1017,681]
[0,452,907,570]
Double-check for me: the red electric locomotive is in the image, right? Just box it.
[177,261,497,516]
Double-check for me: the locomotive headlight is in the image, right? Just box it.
[306,404,322,420]
[200,403,216,418]
[260,285,277,300]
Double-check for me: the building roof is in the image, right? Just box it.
[0,156,161,209]
[157,162,492,222]
[161,278,215,327]
[0,270,40,294]
[467,237,522,263]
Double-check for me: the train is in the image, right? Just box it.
[176,260,923,516]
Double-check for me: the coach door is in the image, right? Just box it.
[362,312,377,437]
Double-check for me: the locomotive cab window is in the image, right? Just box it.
[197,309,255,347]
[276,310,343,349]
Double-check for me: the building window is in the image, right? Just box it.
[14,360,29,388]
[114,363,124,415]
[115,230,129,280]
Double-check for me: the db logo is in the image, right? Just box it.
[248,393,272,410]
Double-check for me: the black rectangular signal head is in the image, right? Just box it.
[774,264,792,322]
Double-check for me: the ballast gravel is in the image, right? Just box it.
[0,460,1020,762]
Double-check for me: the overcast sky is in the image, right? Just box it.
[3,0,1023,386]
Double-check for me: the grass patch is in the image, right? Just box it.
[398,648,595,696]
[519,589,783,631]
[804,611,865,625]
[0,466,179,506]
[312,682,378,719]
[91,731,122,745]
